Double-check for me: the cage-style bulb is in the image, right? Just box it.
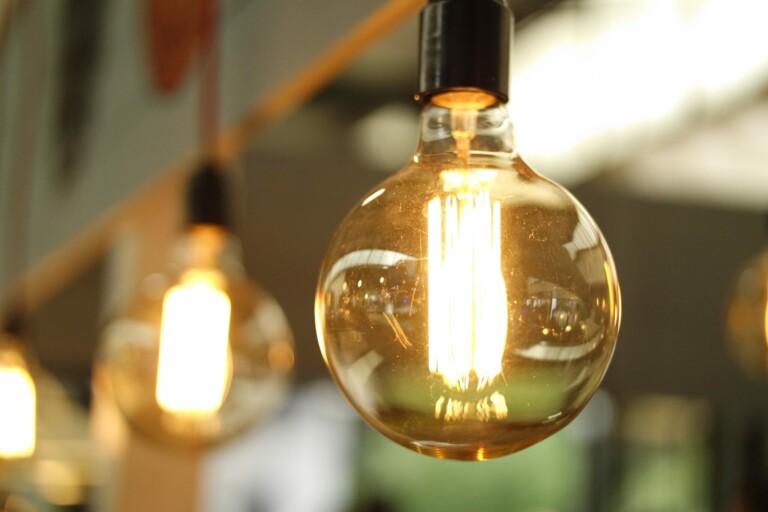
[726,248,768,379]
[316,91,621,460]
[0,335,36,459]
[98,226,294,447]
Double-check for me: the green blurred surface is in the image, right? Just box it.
[355,423,587,512]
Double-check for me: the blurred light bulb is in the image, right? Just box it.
[156,269,232,416]
[726,247,768,378]
[317,83,620,458]
[0,337,36,459]
[98,225,294,447]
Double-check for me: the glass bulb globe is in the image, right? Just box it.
[97,226,294,448]
[0,334,36,460]
[316,93,621,460]
[726,248,768,379]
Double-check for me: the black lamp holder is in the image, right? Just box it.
[417,0,513,103]
[1,306,26,338]
[186,162,230,229]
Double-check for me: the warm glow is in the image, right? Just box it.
[428,176,508,391]
[605,260,619,322]
[432,90,497,111]
[764,281,768,358]
[156,270,232,416]
[0,361,36,458]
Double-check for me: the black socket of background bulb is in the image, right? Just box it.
[417,0,513,103]
[186,162,230,229]
[1,305,26,337]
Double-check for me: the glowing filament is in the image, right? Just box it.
[434,392,509,422]
[428,188,508,391]
[156,271,231,416]
[0,362,36,458]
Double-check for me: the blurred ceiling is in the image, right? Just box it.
[319,0,768,209]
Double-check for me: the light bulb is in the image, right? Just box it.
[315,0,620,460]
[0,335,36,460]
[726,247,768,379]
[98,224,294,447]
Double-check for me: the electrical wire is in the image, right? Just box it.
[2,0,45,334]
[198,0,220,153]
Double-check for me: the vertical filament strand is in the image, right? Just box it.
[156,271,231,416]
[428,188,507,391]
[0,363,35,458]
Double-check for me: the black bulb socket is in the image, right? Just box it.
[1,306,26,337]
[417,0,513,103]
[186,161,230,229]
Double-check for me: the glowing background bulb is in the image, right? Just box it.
[156,269,232,416]
[0,338,36,459]
[98,226,294,447]
[726,248,768,378]
[316,91,620,460]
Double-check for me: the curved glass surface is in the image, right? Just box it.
[316,97,620,460]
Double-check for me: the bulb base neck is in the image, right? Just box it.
[417,0,513,103]
[174,226,243,273]
[416,99,516,159]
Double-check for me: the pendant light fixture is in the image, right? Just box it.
[1,0,42,466]
[97,0,293,447]
[315,0,621,460]
[98,163,295,447]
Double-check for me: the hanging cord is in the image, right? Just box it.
[192,0,234,233]
[0,1,28,97]
[3,0,46,335]
[198,0,219,154]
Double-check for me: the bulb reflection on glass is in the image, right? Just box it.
[98,226,294,448]
[0,338,36,459]
[316,92,620,460]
